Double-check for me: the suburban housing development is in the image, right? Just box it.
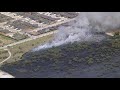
[0,12,79,48]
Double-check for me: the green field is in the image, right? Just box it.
[4,34,54,63]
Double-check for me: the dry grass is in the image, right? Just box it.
[0,49,9,62]
[5,34,53,63]
[0,34,16,47]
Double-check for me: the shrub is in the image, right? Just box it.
[114,32,120,36]
[87,58,94,64]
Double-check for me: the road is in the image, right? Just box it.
[0,30,58,50]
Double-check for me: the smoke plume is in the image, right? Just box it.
[33,12,120,51]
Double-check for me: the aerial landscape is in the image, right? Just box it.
[0,12,120,78]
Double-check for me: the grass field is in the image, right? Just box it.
[0,34,16,47]
[0,49,9,62]
[4,34,54,63]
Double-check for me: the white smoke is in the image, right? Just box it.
[81,12,120,31]
[33,12,120,51]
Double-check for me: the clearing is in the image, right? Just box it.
[0,34,16,47]
[3,34,54,64]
